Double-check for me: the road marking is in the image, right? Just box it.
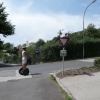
[0,70,32,82]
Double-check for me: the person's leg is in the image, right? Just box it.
[22,58,27,69]
[22,63,26,69]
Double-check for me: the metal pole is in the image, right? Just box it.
[62,47,64,75]
[83,0,96,59]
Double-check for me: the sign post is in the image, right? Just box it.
[62,47,64,75]
[58,37,69,75]
[35,48,40,63]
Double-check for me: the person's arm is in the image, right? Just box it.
[24,51,28,57]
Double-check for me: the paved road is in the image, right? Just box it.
[0,60,94,73]
[0,75,64,100]
[0,60,94,100]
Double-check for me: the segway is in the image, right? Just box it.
[19,67,29,76]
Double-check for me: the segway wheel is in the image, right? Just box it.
[19,68,29,76]
[23,68,29,75]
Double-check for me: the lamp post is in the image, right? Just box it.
[83,0,96,59]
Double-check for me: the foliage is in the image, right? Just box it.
[3,42,13,49]
[68,31,83,42]
[0,3,15,37]
[0,51,3,58]
[0,40,3,50]
[39,39,62,62]
[35,39,45,48]
[26,46,37,64]
[2,42,13,53]
[11,47,19,54]
[94,58,100,67]
[1,53,21,64]
[86,24,100,38]
[26,46,35,54]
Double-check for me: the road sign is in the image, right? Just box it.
[60,50,67,57]
[58,37,69,47]
[35,48,39,54]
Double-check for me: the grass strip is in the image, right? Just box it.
[50,75,73,100]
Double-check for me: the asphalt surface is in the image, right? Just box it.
[0,60,94,73]
[0,75,64,100]
[0,59,94,100]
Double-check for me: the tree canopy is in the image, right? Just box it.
[36,39,45,48]
[0,3,15,37]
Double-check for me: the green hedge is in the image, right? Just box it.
[1,40,100,64]
[39,40,100,62]
[94,58,100,67]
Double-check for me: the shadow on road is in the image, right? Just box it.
[31,73,42,75]
[0,63,21,68]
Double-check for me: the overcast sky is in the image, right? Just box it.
[0,0,100,46]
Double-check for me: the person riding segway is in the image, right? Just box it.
[19,46,29,75]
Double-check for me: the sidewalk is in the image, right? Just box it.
[51,59,100,100]
[50,58,100,100]
[51,71,100,100]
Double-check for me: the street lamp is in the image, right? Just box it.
[83,0,97,59]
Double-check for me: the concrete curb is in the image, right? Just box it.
[49,73,76,100]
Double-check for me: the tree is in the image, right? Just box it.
[86,23,100,38]
[11,47,19,54]
[0,39,3,49]
[3,42,13,49]
[0,3,15,37]
[2,42,13,53]
[36,39,45,48]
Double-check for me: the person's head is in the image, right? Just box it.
[22,46,26,50]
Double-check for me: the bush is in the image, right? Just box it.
[94,58,100,67]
